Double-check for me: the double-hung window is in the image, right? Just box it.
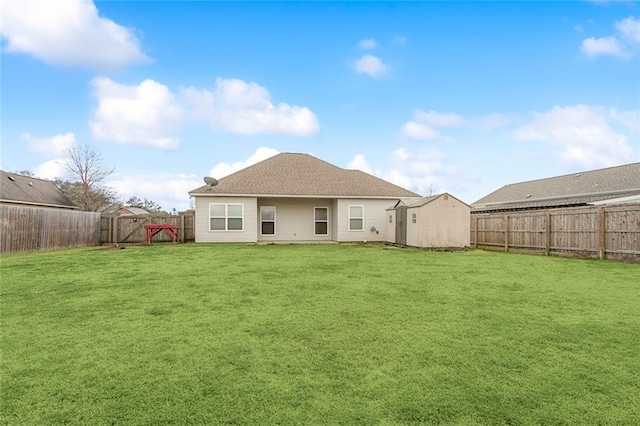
[210,204,243,231]
[349,205,364,231]
[260,206,276,235]
[314,207,328,235]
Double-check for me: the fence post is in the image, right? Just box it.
[473,216,478,248]
[180,214,185,243]
[504,214,509,252]
[112,216,118,244]
[598,206,605,260]
[545,212,551,255]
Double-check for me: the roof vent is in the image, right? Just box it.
[28,182,33,186]
[8,176,15,181]
[525,194,532,198]
[576,173,581,177]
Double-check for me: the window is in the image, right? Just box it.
[349,205,364,231]
[412,213,417,224]
[260,206,276,235]
[209,203,243,231]
[314,207,328,235]
[389,214,393,224]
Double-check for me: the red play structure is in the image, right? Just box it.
[144,224,178,244]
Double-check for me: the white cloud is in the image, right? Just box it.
[514,104,634,168]
[412,110,466,127]
[474,113,512,130]
[181,78,319,136]
[582,16,640,58]
[616,16,640,44]
[358,38,377,49]
[348,149,457,196]
[34,158,66,180]
[107,172,201,212]
[89,77,183,149]
[385,148,459,196]
[352,55,390,79]
[0,0,149,69]
[401,121,442,140]
[582,36,625,57]
[209,147,280,178]
[89,77,320,148]
[400,109,465,140]
[21,132,76,156]
[609,108,639,129]
[347,154,373,174]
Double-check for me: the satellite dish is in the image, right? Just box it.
[203,176,218,190]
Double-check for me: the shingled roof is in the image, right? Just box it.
[189,153,420,198]
[472,162,640,212]
[1,170,77,209]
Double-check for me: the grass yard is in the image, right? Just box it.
[1,244,639,425]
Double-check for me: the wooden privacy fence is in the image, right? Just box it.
[1,204,101,254]
[100,214,195,244]
[471,204,640,261]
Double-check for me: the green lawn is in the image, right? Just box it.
[1,244,639,425]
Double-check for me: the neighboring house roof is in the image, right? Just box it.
[106,207,150,216]
[472,162,640,213]
[190,153,421,198]
[0,170,77,209]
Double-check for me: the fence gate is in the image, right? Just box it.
[395,205,407,246]
[100,214,195,244]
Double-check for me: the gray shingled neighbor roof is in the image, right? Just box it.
[189,153,420,198]
[104,207,150,216]
[472,162,640,212]
[1,170,77,209]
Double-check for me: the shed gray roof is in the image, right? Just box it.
[0,170,77,209]
[472,162,640,212]
[189,153,420,198]
[408,193,470,208]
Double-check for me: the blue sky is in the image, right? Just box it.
[1,0,639,211]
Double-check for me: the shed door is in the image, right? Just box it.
[395,206,407,245]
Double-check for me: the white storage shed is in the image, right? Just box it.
[386,193,470,248]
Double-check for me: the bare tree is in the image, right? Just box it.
[59,144,118,212]
[63,144,114,188]
[427,183,439,197]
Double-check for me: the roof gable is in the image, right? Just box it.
[473,163,640,212]
[0,171,77,209]
[408,193,469,208]
[190,153,420,198]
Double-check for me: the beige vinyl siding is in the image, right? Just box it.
[331,199,339,241]
[407,195,470,248]
[386,208,396,243]
[257,198,332,242]
[194,196,257,243]
[335,199,391,242]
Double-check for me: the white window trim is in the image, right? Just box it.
[209,203,244,232]
[314,206,329,236]
[348,205,364,232]
[260,206,276,236]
